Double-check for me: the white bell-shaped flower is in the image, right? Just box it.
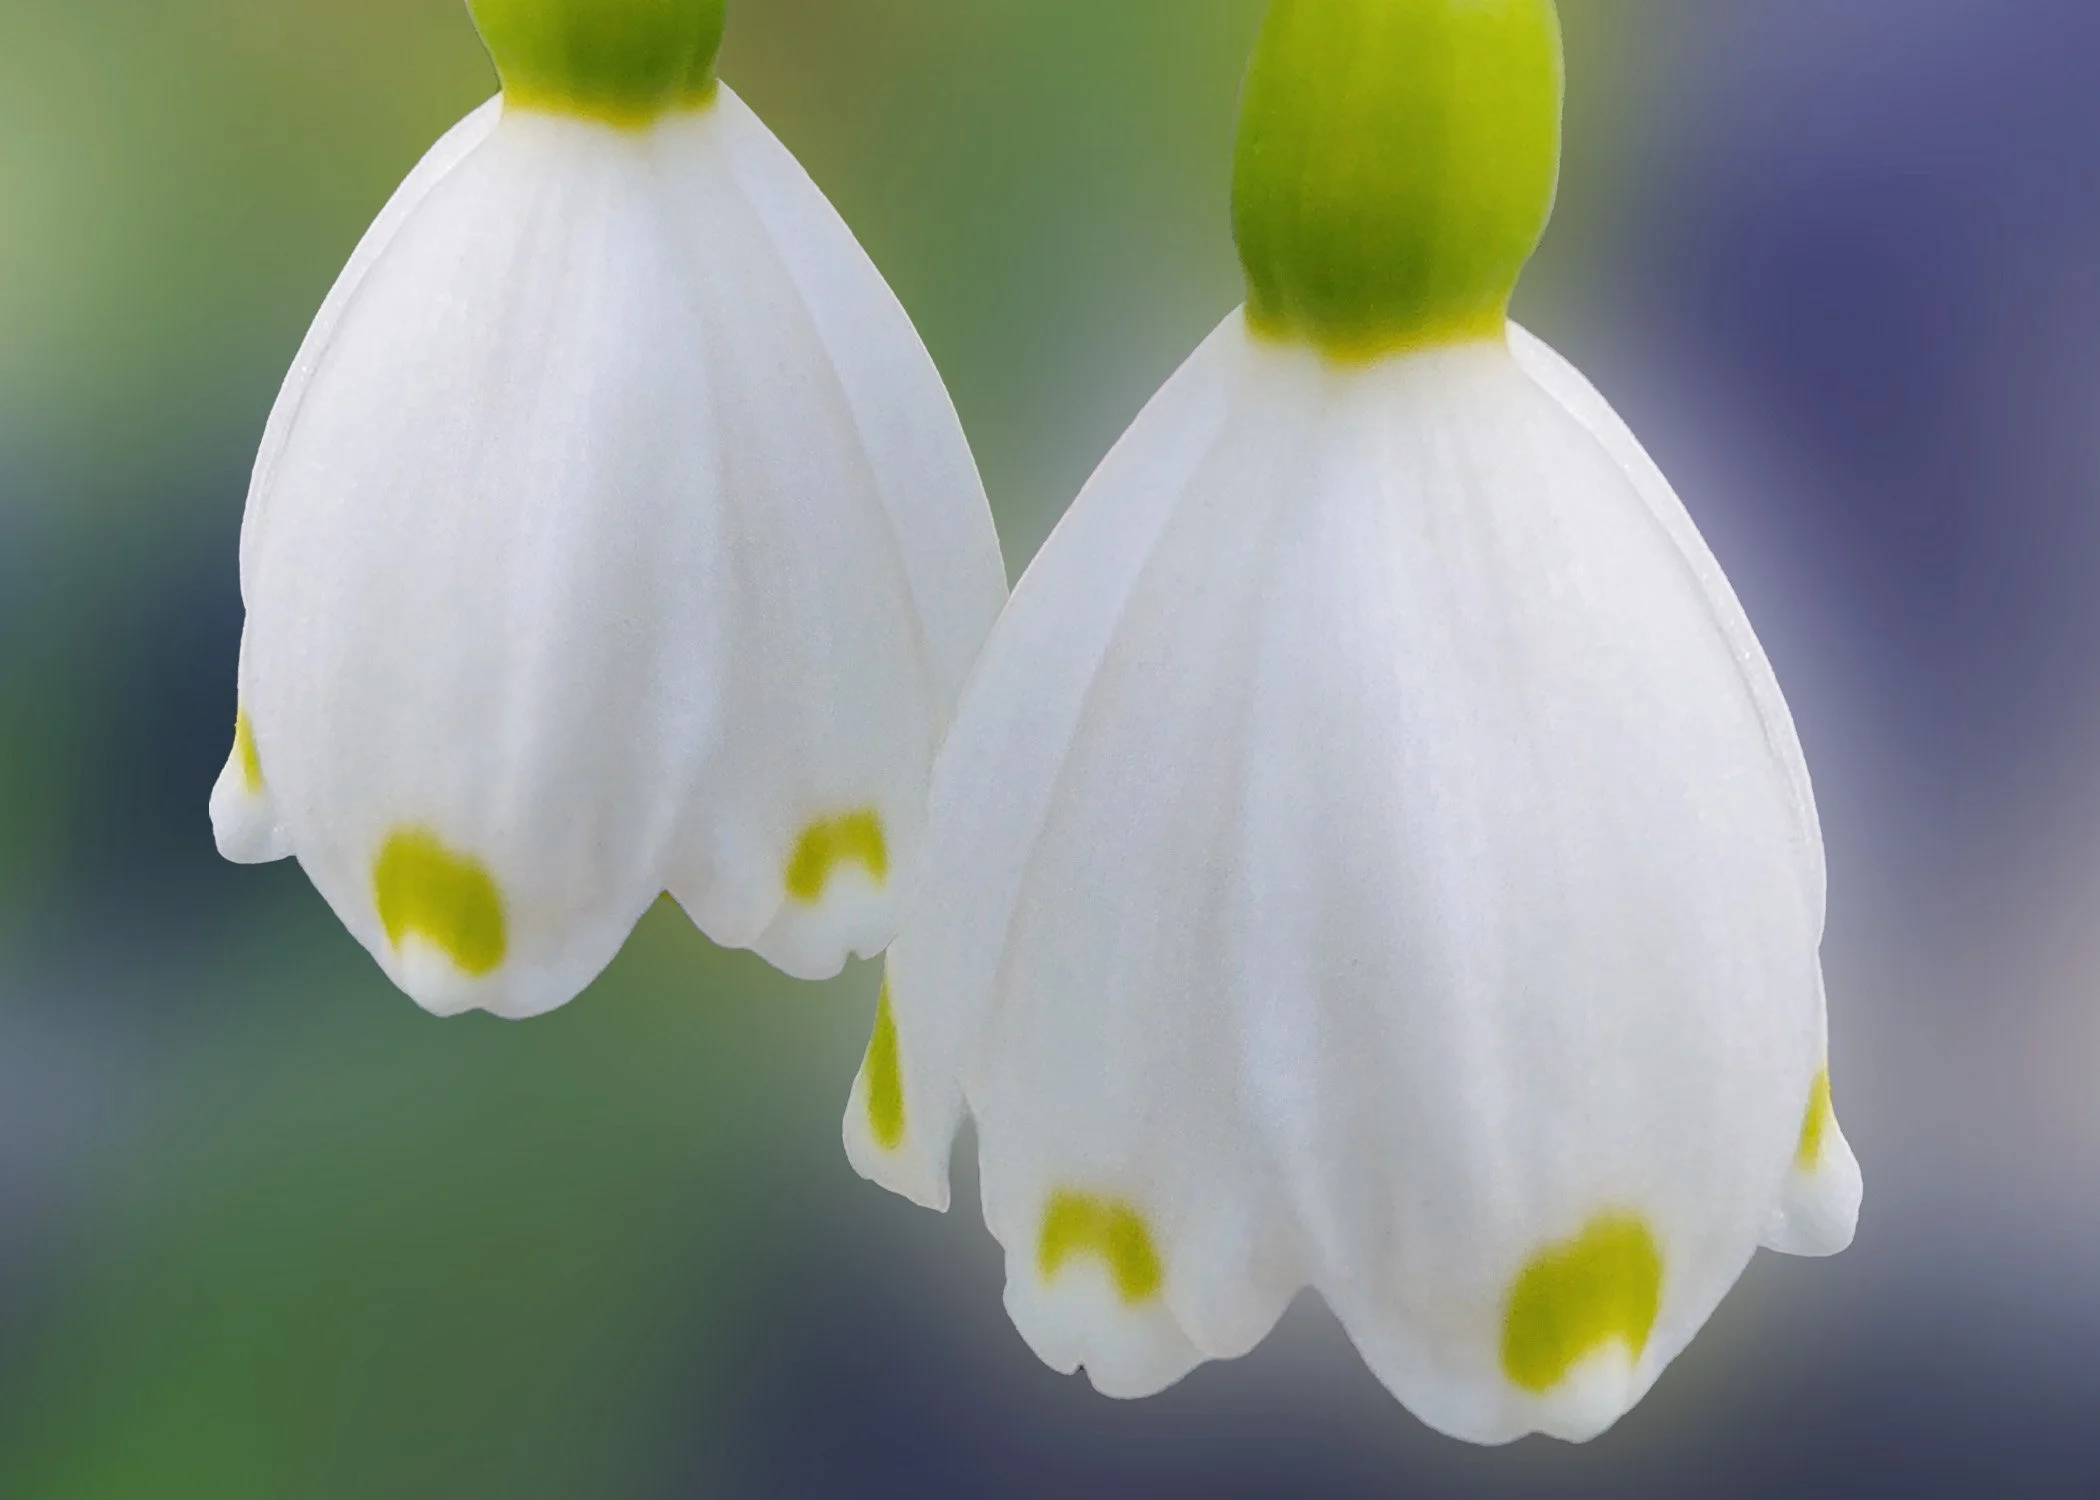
[846,0,1859,1445]
[211,0,1008,1019]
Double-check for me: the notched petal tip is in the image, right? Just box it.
[1497,1213,1664,1441]
[374,828,508,976]
[1000,1187,1203,1401]
[753,809,903,981]
[369,827,523,1017]
[1766,1070,1863,1258]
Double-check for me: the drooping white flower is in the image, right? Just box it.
[845,0,1859,1445]
[211,0,1008,1019]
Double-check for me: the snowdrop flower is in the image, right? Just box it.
[211,0,1008,1019]
[847,0,1859,1445]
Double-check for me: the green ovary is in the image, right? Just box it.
[468,0,727,128]
[1502,1214,1664,1395]
[863,979,907,1151]
[1038,1193,1166,1306]
[373,829,509,978]
[785,810,890,905]
[1233,0,1564,360]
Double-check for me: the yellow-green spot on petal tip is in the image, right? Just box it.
[864,979,906,1151]
[1038,1193,1165,1306]
[1798,1069,1834,1170]
[785,810,889,905]
[233,710,264,795]
[1233,0,1564,360]
[373,829,508,979]
[468,0,726,130]
[1502,1214,1664,1396]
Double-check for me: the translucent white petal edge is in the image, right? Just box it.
[1507,322,1827,924]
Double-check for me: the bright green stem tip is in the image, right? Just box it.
[467,0,727,128]
[1234,0,1565,360]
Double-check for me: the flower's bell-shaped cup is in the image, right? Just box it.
[211,0,1008,1019]
[846,0,1860,1446]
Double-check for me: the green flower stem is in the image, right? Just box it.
[1233,0,1564,361]
[468,0,727,129]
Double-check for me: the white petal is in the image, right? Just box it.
[863,314,1848,1443]
[246,109,710,1018]
[868,316,1325,1393]
[716,94,1009,715]
[228,97,497,875]
[847,315,1265,1215]
[1507,323,1826,925]
[1233,335,1821,1443]
[645,92,1007,982]
[237,93,1003,1018]
[241,97,504,584]
[1511,326,1859,1269]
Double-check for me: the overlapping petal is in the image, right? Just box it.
[850,313,1857,1444]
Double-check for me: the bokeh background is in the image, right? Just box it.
[2,0,2097,1493]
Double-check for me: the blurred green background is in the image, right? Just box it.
[6,1,2100,1495]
